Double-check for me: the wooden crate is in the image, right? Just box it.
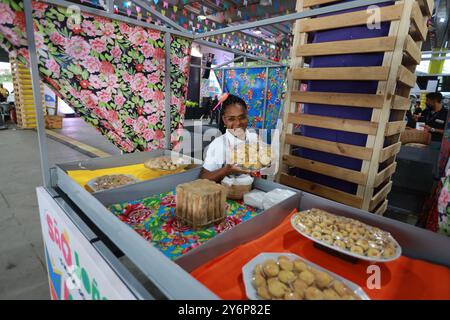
[45,115,63,129]
[278,0,433,215]
[10,55,46,129]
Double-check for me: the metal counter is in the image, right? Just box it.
[50,150,450,299]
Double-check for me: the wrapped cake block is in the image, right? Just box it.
[175,179,227,229]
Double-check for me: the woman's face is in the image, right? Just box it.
[222,104,248,137]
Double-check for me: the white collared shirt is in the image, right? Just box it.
[203,129,259,172]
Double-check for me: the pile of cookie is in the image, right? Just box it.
[252,256,361,300]
[292,209,398,259]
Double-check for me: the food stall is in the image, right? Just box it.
[4,0,447,300]
[39,151,450,299]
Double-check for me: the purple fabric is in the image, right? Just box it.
[294,1,394,195]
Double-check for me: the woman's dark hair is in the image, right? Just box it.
[218,94,247,133]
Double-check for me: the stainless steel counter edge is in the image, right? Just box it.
[44,188,152,299]
[55,166,218,299]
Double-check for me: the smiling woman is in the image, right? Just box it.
[200,94,274,182]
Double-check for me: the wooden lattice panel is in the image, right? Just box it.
[10,55,45,129]
[279,0,433,215]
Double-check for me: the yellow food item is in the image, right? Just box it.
[251,256,360,300]
[268,280,288,298]
[263,263,280,277]
[334,240,346,249]
[254,264,264,277]
[367,248,381,258]
[299,270,315,286]
[293,209,399,260]
[322,235,333,244]
[350,245,364,255]
[305,287,324,300]
[284,291,303,300]
[252,274,266,287]
[293,279,308,293]
[311,231,322,240]
[294,260,308,272]
[315,271,333,289]
[257,286,271,300]
[278,258,294,271]
[383,246,396,259]
[332,281,348,297]
[278,270,296,284]
[323,288,340,300]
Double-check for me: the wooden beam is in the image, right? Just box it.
[290,91,385,109]
[296,36,396,57]
[280,173,364,208]
[277,0,306,183]
[287,113,379,135]
[409,2,428,41]
[303,0,339,7]
[385,121,406,136]
[404,35,422,65]
[370,181,393,211]
[374,199,388,215]
[391,95,411,110]
[285,134,373,160]
[283,154,368,185]
[292,66,390,81]
[417,0,434,17]
[379,142,402,163]
[374,162,397,187]
[397,65,417,87]
[299,4,404,32]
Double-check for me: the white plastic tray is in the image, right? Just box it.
[290,211,402,263]
[242,252,370,300]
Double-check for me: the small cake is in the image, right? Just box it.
[175,179,227,229]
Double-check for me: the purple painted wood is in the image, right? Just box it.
[293,1,394,195]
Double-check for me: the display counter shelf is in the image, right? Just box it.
[40,150,450,300]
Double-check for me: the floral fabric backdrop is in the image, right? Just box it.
[224,68,266,129]
[215,67,286,130]
[109,190,262,260]
[265,67,286,129]
[0,0,191,152]
[437,176,450,236]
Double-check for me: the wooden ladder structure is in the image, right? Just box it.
[10,55,46,129]
[278,0,433,215]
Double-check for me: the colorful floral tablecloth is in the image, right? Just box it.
[109,191,261,259]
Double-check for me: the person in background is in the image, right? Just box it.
[406,98,421,128]
[0,84,9,103]
[209,94,219,125]
[421,92,448,142]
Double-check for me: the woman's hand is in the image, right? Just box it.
[224,164,250,176]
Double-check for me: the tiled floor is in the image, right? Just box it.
[0,128,90,300]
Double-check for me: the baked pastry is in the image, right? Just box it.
[250,255,361,300]
[229,142,272,170]
[292,209,399,260]
[144,156,187,170]
[175,179,227,229]
[90,174,138,191]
